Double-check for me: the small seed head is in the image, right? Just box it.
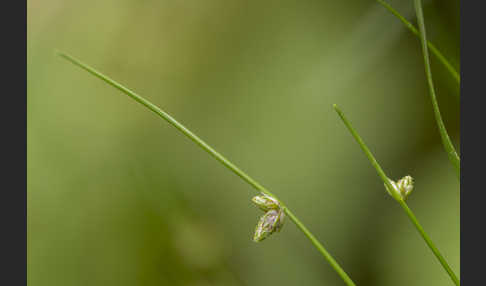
[251,193,285,242]
[252,194,280,211]
[253,209,285,242]
[397,175,414,199]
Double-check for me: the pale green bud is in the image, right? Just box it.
[397,175,414,199]
[384,175,414,201]
[252,194,280,211]
[253,209,285,242]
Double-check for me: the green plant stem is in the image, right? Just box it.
[397,200,460,286]
[57,52,278,200]
[376,0,460,85]
[333,104,460,285]
[332,105,396,198]
[413,0,460,179]
[57,51,357,286]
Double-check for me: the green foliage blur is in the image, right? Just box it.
[28,0,459,285]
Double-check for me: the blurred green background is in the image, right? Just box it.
[27,0,459,285]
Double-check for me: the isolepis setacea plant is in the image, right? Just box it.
[57,0,459,285]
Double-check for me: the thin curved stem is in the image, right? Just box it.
[376,0,460,85]
[57,51,357,286]
[333,104,460,285]
[413,0,460,179]
[56,51,278,199]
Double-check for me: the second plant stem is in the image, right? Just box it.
[398,200,460,286]
[333,104,459,286]
[57,51,357,286]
